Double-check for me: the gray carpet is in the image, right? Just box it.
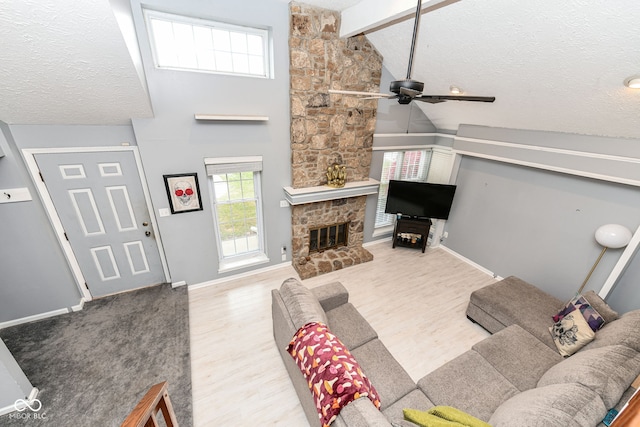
[0,283,192,426]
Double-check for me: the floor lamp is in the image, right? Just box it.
[577,224,633,295]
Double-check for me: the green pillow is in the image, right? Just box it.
[403,406,491,427]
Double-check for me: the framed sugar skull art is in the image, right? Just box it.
[163,173,203,214]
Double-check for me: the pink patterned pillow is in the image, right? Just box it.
[287,322,381,426]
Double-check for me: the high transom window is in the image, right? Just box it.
[144,9,272,78]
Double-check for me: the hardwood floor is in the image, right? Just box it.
[188,241,496,426]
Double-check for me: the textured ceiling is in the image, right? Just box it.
[1,0,640,139]
[365,0,640,139]
[0,0,152,125]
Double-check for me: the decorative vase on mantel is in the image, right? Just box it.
[326,164,346,188]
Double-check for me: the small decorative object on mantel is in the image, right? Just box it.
[326,164,346,188]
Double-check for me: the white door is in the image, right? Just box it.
[34,150,165,297]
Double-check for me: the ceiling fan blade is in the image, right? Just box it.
[363,95,399,100]
[399,87,421,98]
[414,95,496,103]
[328,89,392,98]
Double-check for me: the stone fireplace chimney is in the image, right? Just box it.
[288,2,383,279]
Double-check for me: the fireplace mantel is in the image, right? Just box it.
[283,178,380,205]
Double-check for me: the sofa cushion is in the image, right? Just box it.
[404,406,491,427]
[467,276,561,349]
[382,389,434,425]
[280,277,328,329]
[582,310,640,353]
[472,324,562,391]
[549,311,595,357]
[351,339,417,411]
[583,290,619,324]
[287,322,380,427]
[553,294,605,332]
[489,383,607,427]
[417,350,519,422]
[538,345,640,409]
[326,303,378,350]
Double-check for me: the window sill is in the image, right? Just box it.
[218,253,270,274]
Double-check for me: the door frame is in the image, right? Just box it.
[22,146,171,302]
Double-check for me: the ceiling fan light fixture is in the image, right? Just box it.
[449,85,463,95]
[624,76,640,89]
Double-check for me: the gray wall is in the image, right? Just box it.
[374,66,436,134]
[0,123,81,323]
[445,129,640,313]
[129,0,292,285]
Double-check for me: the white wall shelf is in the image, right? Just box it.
[194,114,269,122]
[283,178,380,205]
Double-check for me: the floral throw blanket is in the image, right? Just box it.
[287,322,381,426]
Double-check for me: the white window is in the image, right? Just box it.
[206,157,268,272]
[375,150,431,228]
[144,9,271,78]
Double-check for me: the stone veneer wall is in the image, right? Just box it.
[289,2,382,279]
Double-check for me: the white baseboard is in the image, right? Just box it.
[71,298,85,312]
[0,404,16,417]
[0,308,70,330]
[171,281,187,288]
[0,388,40,417]
[363,237,391,247]
[439,245,503,280]
[188,261,292,291]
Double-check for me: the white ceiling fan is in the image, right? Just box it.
[329,0,496,105]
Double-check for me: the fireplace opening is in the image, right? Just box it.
[309,222,349,253]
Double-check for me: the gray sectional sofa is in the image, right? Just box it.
[272,276,640,426]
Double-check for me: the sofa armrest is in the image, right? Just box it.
[312,281,349,312]
[332,397,393,427]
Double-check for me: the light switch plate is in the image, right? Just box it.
[0,187,32,204]
[158,208,171,217]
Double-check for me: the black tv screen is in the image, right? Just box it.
[384,180,457,220]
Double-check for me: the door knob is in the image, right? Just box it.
[142,222,149,227]
[145,231,151,237]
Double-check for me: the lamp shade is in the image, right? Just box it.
[595,224,632,248]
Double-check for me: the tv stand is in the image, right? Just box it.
[392,217,432,253]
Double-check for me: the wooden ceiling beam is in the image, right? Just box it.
[340,0,460,38]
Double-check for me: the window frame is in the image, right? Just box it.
[206,157,268,273]
[374,150,431,230]
[143,8,273,79]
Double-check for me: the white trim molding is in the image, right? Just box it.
[0,307,70,330]
[439,245,504,280]
[188,260,291,291]
[599,223,640,300]
[283,178,380,205]
[453,135,640,187]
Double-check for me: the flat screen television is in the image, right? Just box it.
[384,180,457,220]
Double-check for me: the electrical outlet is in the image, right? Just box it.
[443,231,449,238]
[279,200,289,207]
[281,254,287,261]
